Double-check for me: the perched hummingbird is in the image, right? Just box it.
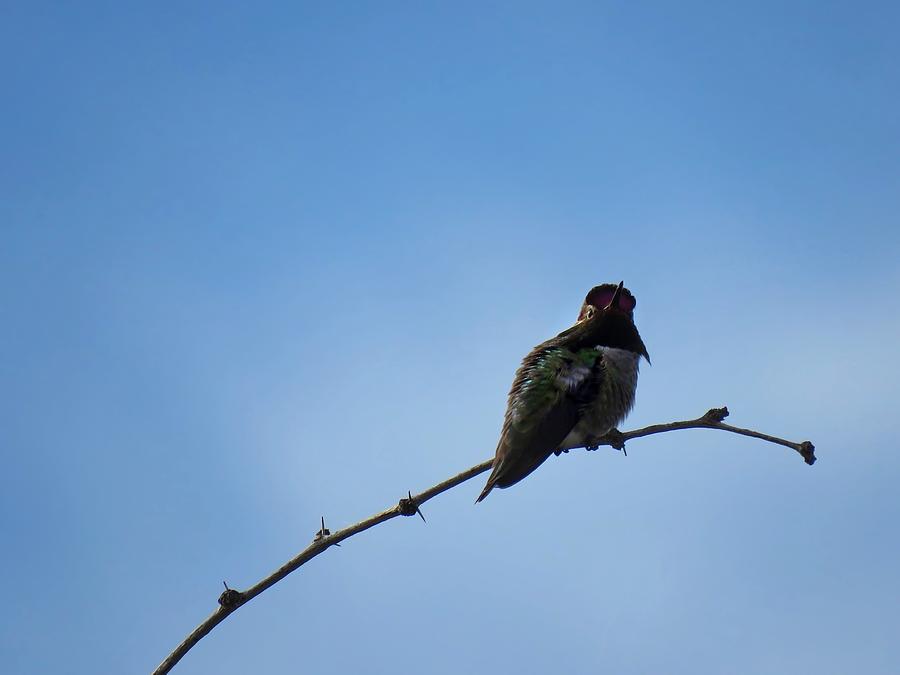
[476,282,649,503]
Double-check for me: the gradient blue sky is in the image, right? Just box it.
[3,3,900,674]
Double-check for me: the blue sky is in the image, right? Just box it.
[3,2,899,674]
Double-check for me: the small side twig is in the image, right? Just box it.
[152,406,814,674]
[596,406,816,466]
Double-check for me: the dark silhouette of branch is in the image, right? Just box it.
[152,406,815,674]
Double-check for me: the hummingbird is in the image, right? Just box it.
[476,282,649,503]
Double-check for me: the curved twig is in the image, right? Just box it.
[152,406,814,674]
[606,406,816,465]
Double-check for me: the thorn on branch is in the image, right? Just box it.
[600,429,627,454]
[703,407,730,423]
[314,516,341,546]
[218,581,243,609]
[398,490,426,523]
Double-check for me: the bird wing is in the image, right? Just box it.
[476,345,602,502]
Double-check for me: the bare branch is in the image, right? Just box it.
[597,406,816,465]
[152,406,814,674]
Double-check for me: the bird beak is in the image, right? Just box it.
[605,281,625,310]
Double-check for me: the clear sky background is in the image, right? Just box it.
[3,3,899,674]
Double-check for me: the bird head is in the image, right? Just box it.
[577,281,637,321]
[577,281,650,363]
